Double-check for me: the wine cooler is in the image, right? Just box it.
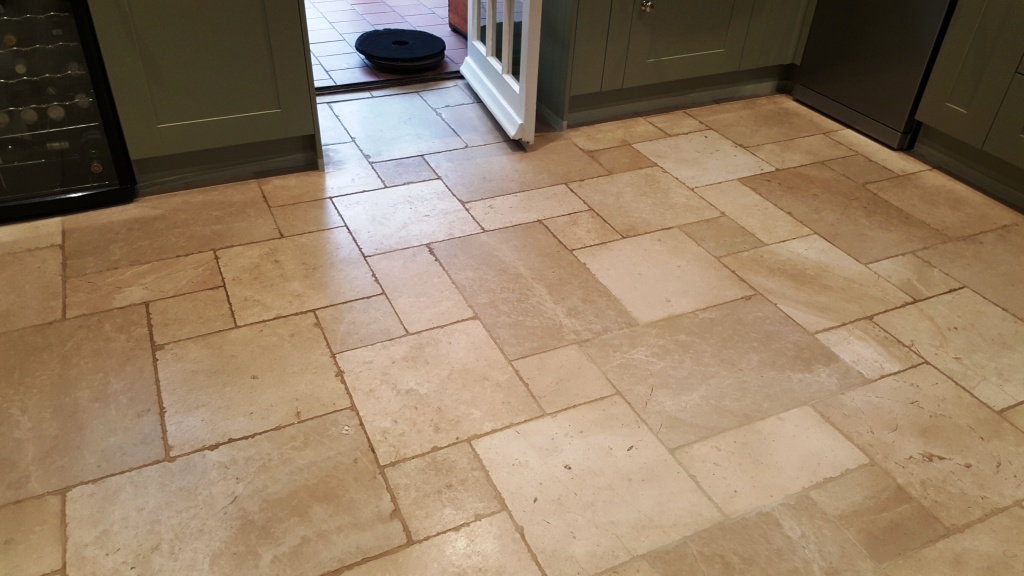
[0,0,134,222]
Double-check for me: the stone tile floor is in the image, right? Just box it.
[2,82,1024,576]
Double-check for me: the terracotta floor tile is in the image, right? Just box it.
[748,134,855,169]
[634,130,775,188]
[815,320,921,381]
[367,246,473,333]
[642,109,706,135]
[474,396,722,576]
[437,103,508,147]
[0,246,62,333]
[372,156,437,187]
[66,412,406,576]
[149,287,235,345]
[271,199,345,235]
[0,218,61,255]
[566,117,667,151]
[867,253,962,300]
[826,129,930,175]
[888,506,1024,576]
[825,154,898,184]
[466,185,587,230]
[588,145,657,174]
[0,495,63,576]
[687,95,843,146]
[331,93,465,161]
[694,180,811,244]
[260,145,382,206]
[679,215,765,256]
[512,345,615,413]
[316,295,405,352]
[542,210,621,250]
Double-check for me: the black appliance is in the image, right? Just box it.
[794,0,957,150]
[0,0,134,223]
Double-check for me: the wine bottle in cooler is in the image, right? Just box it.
[78,130,108,176]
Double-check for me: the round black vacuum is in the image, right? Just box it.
[354,29,447,74]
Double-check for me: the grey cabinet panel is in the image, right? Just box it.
[622,0,756,88]
[569,0,611,96]
[601,0,634,91]
[741,0,812,69]
[983,75,1024,169]
[89,0,315,159]
[917,0,1024,147]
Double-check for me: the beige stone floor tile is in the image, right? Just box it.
[157,314,348,454]
[809,466,947,564]
[816,365,1024,528]
[568,167,720,236]
[384,443,502,540]
[341,514,540,576]
[466,184,588,230]
[868,253,962,300]
[694,180,811,244]
[334,180,480,255]
[367,246,472,333]
[437,103,508,147]
[741,164,948,263]
[66,412,406,576]
[271,199,345,236]
[0,495,63,576]
[643,109,706,135]
[867,170,1021,238]
[1005,405,1024,431]
[218,227,380,325]
[584,296,865,448]
[816,320,921,381]
[634,130,775,188]
[337,321,541,464]
[748,134,855,169]
[331,93,465,161]
[873,289,1024,410]
[316,295,405,352]
[372,156,436,187]
[887,506,1024,576]
[918,224,1024,319]
[566,117,667,151]
[149,287,235,344]
[0,247,62,333]
[679,215,765,256]
[588,145,656,174]
[63,181,279,277]
[825,154,899,184]
[474,396,722,576]
[0,307,162,506]
[66,252,222,318]
[426,134,607,202]
[512,345,615,412]
[723,235,911,332]
[0,217,61,255]
[317,102,352,145]
[576,229,754,323]
[261,145,383,207]
[420,85,476,109]
[542,210,621,250]
[826,129,930,175]
[675,407,867,516]
[433,224,634,359]
[687,95,843,146]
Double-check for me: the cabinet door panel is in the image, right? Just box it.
[622,0,755,88]
[88,0,314,159]
[982,75,1024,169]
[916,0,1024,147]
[741,0,812,69]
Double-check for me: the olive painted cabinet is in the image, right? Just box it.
[983,75,1024,168]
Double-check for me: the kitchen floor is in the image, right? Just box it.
[3,81,1024,576]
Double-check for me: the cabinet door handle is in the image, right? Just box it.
[641,0,654,13]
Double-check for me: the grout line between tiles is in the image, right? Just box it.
[144,303,173,461]
[60,490,67,574]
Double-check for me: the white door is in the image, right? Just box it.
[461,0,542,143]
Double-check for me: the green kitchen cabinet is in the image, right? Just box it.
[982,75,1024,169]
[741,0,815,69]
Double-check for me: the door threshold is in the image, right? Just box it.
[315,70,463,95]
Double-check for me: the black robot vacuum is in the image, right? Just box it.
[355,29,447,74]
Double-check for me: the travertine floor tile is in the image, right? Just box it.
[372,156,436,187]
[679,215,765,256]
[367,246,472,333]
[815,320,921,381]
[218,228,380,325]
[825,154,899,184]
[918,224,1024,319]
[694,180,811,244]
[384,443,502,540]
[542,210,621,250]
[568,168,720,236]
[676,407,867,516]
[809,466,947,564]
[438,103,508,147]
[66,412,406,576]
[271,199,345,236]
[588,145,656,174]
[868,254,961,300]
[0,247,62,333]
[420,85,476,109]
[748,134,854,169]
[334,180,480,255]
[474,396,722,576]
[316,295,405,352]
[426,135,607,202]
[0,495,63,576]
[0,217,61,255]
[634,131,774,188]
[149,287,235,344]
[512,345,615,412]
[341,514,540,576]
[576,229,753,323]
[867,170,1021,238]
[66,252,222,318]
[874,289,1024,410]
[1006,406,1024,432]
[331,93,465,161]
[433,223,634,359]
[317,102,352,145]
[0,307,162,505]
[64,181,279,276]
[566,117,666,151]
[466,185,588,230]
[887,506,1024,576]
[816,365,1024,527]
[643,109,705,135]
[741,164,948,263]
[723,235,911,332]
[260,145,383,206]
[687,95,842,146]
[826,129,929,175]
[337,321,541,464]
[584,296,865,448]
